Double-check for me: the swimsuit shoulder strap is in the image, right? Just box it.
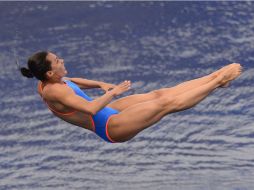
[63,80,93,101]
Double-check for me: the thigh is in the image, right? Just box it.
[107,92,156,112]
[108,98,166,142]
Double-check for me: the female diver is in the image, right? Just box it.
[20,51,242,143]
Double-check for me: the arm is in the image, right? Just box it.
[57,87,116,115]
[46,81,131,115]
[64,77,106,89]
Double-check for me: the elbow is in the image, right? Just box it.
[88,108,97,115]
[86,102,99,115]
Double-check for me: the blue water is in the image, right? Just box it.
[0,2,253,190]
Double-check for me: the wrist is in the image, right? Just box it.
[107,89,116,97]
[98,82,105,88]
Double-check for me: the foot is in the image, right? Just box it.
[210,64,231,78]
[218,63,242,87]
[211,63,241,88]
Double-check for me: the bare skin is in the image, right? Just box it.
[106,64,234,112]
[38,52,242,142]
[107,64,242,141]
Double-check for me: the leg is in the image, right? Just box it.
[152,64,232,97]
[107,64,231,111]
[107,93,156,111]
[152,74,215,98]
[109,76,220,142]
[108,65,242,142]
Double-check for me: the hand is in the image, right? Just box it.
[100,82,116,93]
[111,80,131,96]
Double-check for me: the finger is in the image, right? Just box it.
[122,84,130,89]
[120,81,127,85]
[122,82,129,86]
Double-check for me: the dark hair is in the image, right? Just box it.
[20,51,52,81]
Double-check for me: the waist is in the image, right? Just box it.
[53,111,95,131]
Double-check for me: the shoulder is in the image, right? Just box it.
[41,82,74,101]
[37,81,43,97]
[62,77,72,81]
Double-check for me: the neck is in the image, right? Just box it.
[43,77,64,84]
[46,73,65,84]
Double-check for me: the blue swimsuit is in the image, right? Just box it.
[40,80,119,143]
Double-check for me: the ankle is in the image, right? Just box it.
[215,74,225,87]
[210,70,220,78]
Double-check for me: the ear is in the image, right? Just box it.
[46,70,54,78]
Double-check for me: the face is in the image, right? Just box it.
[46,52,67,79]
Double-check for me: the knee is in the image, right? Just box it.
[157,96,182,112]
[149,89,163,99]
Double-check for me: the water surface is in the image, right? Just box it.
[0,2,253,190]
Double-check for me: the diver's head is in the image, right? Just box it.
[20,51,67,82]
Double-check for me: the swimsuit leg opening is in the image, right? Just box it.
[89,115,96,132]
[105,115,118,143]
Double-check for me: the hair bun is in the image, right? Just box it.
[20,67,34,78]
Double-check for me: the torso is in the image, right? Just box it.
[37,81,95,132]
